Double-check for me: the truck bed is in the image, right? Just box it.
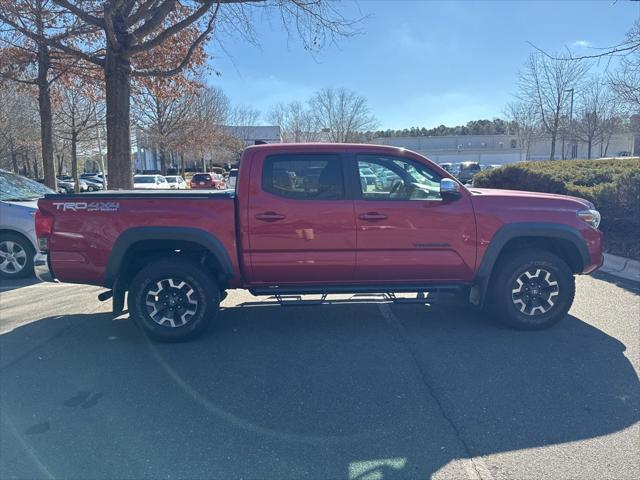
[37,190,239,287]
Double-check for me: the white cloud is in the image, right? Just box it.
[572,40,591,48]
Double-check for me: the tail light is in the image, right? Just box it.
[35,209,53,251]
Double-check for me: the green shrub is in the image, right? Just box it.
[472,158,640,259]
[473,165,567,194]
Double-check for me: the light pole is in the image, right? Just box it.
[565,88,574,159]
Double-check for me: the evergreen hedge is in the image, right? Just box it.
[472,158,640,259]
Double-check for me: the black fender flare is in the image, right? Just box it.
[474,222,589,306]
[104,226,235,288]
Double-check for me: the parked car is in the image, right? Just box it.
[189,173,226,189]
[0,170,54,278]
[81,173,106,186]
[165,176,187,189]
[227,169,238,189]
[458,162,482,184]
[34,143,603,342]
[57,177,90,192]
[133,174,168,189]
[439,162,454,174]
[83,178,104,191]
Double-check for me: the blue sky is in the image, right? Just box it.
[208,0,639,130]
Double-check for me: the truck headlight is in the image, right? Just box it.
[577,209,601,229]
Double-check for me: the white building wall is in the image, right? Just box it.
[371,133,636,165]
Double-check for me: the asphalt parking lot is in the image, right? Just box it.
[1,273,639,480]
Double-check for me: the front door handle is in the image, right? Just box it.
[255,211,286,222]
[359,212,388,221]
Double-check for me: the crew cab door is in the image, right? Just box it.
[246,152,356,284]
[351,153,476,282]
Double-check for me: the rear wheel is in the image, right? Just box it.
[489,249,575,330]
[0,233,35,279]
[128,258,220,342]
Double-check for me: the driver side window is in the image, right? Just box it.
[356,155,443,201]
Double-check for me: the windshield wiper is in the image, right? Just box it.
[2,197,37,202]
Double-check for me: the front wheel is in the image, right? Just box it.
[489,249,575,330]
[128,258,220,342]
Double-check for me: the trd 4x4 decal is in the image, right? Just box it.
[52,202,120,212]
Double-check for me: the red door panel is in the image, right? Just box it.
[246,152,357,284]
[353,153,477,283]
[355,199,476,281]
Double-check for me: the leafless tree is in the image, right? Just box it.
[179,85,231,171]
[574,77,621,159]
[531,20,639,112]
[504,101,540,161]
[1,1,358,188]
[54,78,105,191]
[267,101,320,142]
[608,21,640,111]
[133,84,199,175]
[0,0,94,188]
[309,87,377,143]
[0,82,40,174]
[518,53,588,160]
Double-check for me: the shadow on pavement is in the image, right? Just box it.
[591,271,640,296]
[0,276,40,293]
[1,303,638,479]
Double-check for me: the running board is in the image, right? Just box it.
[249,284,467,306]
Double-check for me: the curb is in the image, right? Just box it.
[599,253,640,283]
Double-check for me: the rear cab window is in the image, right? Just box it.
[262,154,345,200]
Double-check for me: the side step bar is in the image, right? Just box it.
[250,284,466,296]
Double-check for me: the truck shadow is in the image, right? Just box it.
[1,303,638,479]
[591,271,640,296]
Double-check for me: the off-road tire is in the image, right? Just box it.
[489,249,575,330]
[128,258,220,342]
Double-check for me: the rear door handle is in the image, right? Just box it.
[359,212,388,221]
[255,211,286,222]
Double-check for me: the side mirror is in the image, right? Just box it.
[440,178,461,199]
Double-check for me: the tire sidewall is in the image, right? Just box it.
[493,252,575,330]
[0,233,35,279]
[129,259,219,342]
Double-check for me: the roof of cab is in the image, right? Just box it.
[244,142,409,152]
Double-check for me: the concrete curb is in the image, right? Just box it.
[599,253,640,283]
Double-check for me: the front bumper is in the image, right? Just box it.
[34,253,57,282]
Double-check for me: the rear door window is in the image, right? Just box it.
[262,154,345,200]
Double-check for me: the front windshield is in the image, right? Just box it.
[0,170,54,201]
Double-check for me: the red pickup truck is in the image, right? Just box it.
[34,143,603,341]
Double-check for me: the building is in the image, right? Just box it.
[135,125,282,173]
[371,133,636,165]
[222,125,282,147]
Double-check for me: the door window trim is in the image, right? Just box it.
[348,153,444,202]
[261,152,353,201]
